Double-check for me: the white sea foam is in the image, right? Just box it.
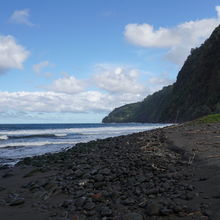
[0,141,76,149]
[0,135,8,140]
[0,124,169,137]
[55,133,68,137]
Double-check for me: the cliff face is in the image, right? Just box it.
[103,25,220,123]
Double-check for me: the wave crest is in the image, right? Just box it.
[0,135,8,140]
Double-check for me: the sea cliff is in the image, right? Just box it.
[103,25,220,123]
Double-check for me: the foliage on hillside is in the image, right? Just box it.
[189,114,220,124]
[102,102,140,123]
[102,85,173,123]
[103,25,220,123]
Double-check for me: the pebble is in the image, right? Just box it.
[61,200,73,208]
[160,207,172,216]
[124,213,144,220]
[100,206,112,217]
[84,202,95,210]
[0,199,6,206]
[0,186,5,192]
[75,197,87,208]
[138,199,148,208]
[72,215,86,220]
[9,197,25,206]
[75,169,84,178]
[121,198,135,205]
[94,174,104,182]
[99,168,111,175]
[146,202,160,216]
[2,171,13,178]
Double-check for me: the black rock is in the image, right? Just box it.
[99,168,111,175]
[122,198,135,205]
[84,202,95,210]
[75,197,87,208]
[146,202,160,216]
[160,207,172,216]
[0,186,5,192]
[2,171,13,178]
[100,206,112,217]
[61,200,74,208]
[94,174,104,182]
[75,169,84,178]
[124,213,144,220]
[9,197,25,206]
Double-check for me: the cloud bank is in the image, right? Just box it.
[0,65,161,114]
[0,91,110,113]
[0,90,144,114]
[124,6,220,64]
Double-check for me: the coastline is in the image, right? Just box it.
[0,123,169,166]
[0,123,219,219]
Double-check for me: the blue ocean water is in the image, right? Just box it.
[0,123,170,165]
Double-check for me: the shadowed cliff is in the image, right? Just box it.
[103,25,220,123]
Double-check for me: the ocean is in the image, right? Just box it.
[0,123,170,165]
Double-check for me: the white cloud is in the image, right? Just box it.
[148,73,174,93]
[124,6,220,64]
[47,75,85,94]
[93,64,148,94]
[33,61,50,73]
[9,9,34,27]
[25,63,152,113]
[125,23,180,48]
[39,63,152,110]
[0,64,151,114]
[0,60,176,116]
[0,91,130,113]
[216,6,220,18]
[33,61,54,77]
[0,35,29,73]
[149,75,173,85]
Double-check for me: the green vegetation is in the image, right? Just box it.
[191,114,220,124]
[103,85,173,123]
[103,25,220,123]
[102,103,140,123]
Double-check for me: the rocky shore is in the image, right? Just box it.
[0,123,220,220]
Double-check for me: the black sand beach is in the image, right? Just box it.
[0,122,220,219]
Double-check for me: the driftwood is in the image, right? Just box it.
[188,152,196,165]
[207,155,220,159]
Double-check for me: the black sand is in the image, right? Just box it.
[0,122,220,219]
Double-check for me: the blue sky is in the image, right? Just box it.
[0,0,220,123]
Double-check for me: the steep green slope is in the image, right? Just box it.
[188,113,220,125]
[103,25,220,123]
[102,102,140,123]
[102,85,173,123]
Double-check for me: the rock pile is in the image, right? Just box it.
[0,128,210,219]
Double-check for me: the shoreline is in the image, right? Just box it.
[0,123,219,219]
[0,123,170,167]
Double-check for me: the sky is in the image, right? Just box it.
[0,0,220,123]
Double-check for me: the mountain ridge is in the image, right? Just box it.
[103,25,220,123]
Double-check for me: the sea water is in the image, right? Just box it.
[0,123,170,165]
